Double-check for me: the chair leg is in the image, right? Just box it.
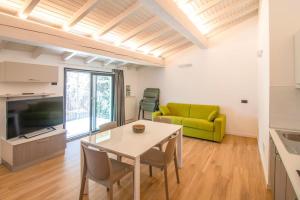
[109,184,113,200]
[163,166,169,200]
[79,175,86,200]
[142,111,145,119]
[149,165,152,177]
[174,156,180,184]
[117,155,122,186]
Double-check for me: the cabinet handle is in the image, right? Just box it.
[37,138,50,143]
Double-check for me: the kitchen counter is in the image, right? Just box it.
[270,129,300,199]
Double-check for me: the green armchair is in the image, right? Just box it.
[152,103,226,142]
[138,88,160,119]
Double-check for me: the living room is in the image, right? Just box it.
[0,0,299,200]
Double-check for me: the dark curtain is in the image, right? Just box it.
[113,69,125,126]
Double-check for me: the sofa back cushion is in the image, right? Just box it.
[167,103,191,117]
[189,104,219,120]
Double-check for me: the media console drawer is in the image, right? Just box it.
[1,130,66,171]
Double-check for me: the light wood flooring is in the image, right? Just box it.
[0,135,271,200]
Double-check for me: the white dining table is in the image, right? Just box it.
[80,120,183,200]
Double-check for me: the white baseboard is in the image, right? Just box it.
[226,132,257,138]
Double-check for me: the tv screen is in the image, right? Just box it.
[6,97,63,139]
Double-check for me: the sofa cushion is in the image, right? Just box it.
[167,103,191,117]
[189,105,219,120]
[161,116,183,125]
[159,105,171,116]
[207,110,218,121]
[182,118,214,132]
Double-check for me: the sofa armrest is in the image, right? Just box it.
[152,111,162,120]
[213,114,226,142]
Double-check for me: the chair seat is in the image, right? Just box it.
[182,118,214,131]
[90,158,133,186]
[141,148,165,167]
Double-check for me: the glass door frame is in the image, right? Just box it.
[63,68,114,140]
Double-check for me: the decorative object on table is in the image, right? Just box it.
[126,85,131,96]
[138,88,160,120]
[132,124,145,133]
[152,103,226,142]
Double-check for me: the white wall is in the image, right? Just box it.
[269,0,300,130]
[136,17,258,137]
[257,0,270,184]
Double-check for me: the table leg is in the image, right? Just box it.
[134,156,140,200]
[80,142,88,195]
[177,128,183,168]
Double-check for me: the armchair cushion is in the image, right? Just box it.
[182,118,214,132]
[159,105,171,116]
[207,110,218,121]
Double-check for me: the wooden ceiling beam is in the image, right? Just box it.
[120,16,159,43]
[99,2,141,36]
[62,52,77,61]
[139,0,208,48]
[136,27,172,48]
[149,34,181,51]
[66,0,99,27]
[19,0,41,19]
[32,47,44,59]
[163,42,193,57]
[0,13,164,67]
[85,56,98,64]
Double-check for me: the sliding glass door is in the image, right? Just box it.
[64,69,114,139]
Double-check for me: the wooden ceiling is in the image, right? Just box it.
[0,0,258,61]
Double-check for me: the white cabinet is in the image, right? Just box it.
[0,61,58,83]
[295,30,300,88]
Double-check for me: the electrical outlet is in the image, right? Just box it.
[241,99,248,104]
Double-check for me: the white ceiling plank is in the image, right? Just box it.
[19,0,41,18]
[139,0,208,48]
[62,52,77,61]
[104,59,114,66]
[0,13,164,67]
[85,56,98,64]
[120,16,159,43]
[136,27,172,48]
[207,4,258,34]
[32,47,44,59]
[99,2,141,36]
[67,0,99,27]
[157,39,189,54]
[163,42,193,57]
[195,0,223,16]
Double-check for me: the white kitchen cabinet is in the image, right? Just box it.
[0,61,58,83]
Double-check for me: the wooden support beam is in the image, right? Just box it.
[62,52,76,61]
[85,56,98,64]
[163,42,193,57]
[0,13,164,67]
[136,27,171,48]
[99,2,141,36]
[66,0,99,28]
[0,40,8,50]
[120,16,159,43]
[139,0,208,48]
[149,34,181,52]
[32,47,43,59]
[19,0,41,19]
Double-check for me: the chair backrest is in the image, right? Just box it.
[153,117,172,124]
[99,121,117,132]
[82,143,111,181]
[143,88,160,99]
[164,135,178,164]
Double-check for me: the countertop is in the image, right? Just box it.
[270,129,300,199]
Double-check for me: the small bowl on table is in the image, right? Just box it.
[132,124,145,134]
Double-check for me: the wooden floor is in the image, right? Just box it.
[0,135,271,200]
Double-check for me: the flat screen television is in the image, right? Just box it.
[6,96,63,139]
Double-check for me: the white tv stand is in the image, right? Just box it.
[1,129,66,171]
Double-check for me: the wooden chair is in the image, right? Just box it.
[153,117,172,151]
[141,135,180,200]
[79,143,133,200]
